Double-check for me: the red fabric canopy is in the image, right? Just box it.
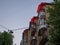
[30,16,38,24]
[23,29,28,36]
[37,2,46,13]
[23,29,27,34]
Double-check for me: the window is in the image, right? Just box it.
[40,8,45,12]
[40,12,45,15]
[40,15,46,19]
[31,37,37,45]
[31,29,36,36]
[39,38,48,45]
[39,19,45,25]
[30,23,36,29]
[38,8,46,19]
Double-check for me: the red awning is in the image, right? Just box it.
[30,16,38,24]
[23,29,28,36]
[37,2,46,13]
[23,29,27,34]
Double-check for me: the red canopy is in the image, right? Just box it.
[23,29,28,35]
[37,2,46,13]
[30,16,38,24]
[23,29,27,34]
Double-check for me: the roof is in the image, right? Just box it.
[30,16,38,24]
[37,2,52,13]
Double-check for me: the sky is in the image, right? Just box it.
[0,0,53,45]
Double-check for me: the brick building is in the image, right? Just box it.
[20,2,52,45]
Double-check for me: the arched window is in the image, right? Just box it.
[30,22,36,29]
[38,27,47,36]
[39,38,48,45]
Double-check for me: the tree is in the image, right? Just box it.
[47,0,60,45]
[0,32,4,45]
[0,31,14,45]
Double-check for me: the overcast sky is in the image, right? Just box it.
[0,0,53,45]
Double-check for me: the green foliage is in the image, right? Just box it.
[0,32,4,45]
[0,31,14,45]
[47,0,60,45]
